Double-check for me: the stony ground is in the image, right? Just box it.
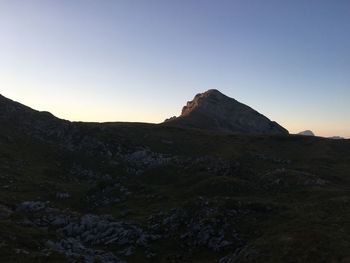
[1,95,350,262]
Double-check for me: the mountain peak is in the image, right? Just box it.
[181,89,231,116]
[203,89,223,96]
[195,89,226,100]
[164,90,288,135]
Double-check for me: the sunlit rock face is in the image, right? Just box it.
[164,89,288,135]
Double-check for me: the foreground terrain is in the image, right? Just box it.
[1,95,350,262]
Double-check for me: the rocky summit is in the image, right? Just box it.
[164,89,288,135]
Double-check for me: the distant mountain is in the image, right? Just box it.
[298,130,315,136]
[328,136,345,140]
[164,89,288,135]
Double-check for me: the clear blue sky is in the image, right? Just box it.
[1,0,349,137]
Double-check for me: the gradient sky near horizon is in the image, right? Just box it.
[1,0,349,138]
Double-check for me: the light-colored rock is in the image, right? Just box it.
[16,201,47,213]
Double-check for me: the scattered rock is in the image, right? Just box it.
[55,192,71,200]
[16,201,47,213]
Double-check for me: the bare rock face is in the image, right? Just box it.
[164,89,288,135]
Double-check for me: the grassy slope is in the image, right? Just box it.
[1,121,350,262]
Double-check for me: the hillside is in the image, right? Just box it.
[1,94,350,262]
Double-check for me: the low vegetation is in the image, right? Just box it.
[1,95,350,262]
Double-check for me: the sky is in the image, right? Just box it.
[0,0,349,138]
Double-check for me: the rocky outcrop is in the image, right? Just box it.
[147,198,245,253]
[14,198,263,262]
[15,201,159,262]
[164,89,288,135]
